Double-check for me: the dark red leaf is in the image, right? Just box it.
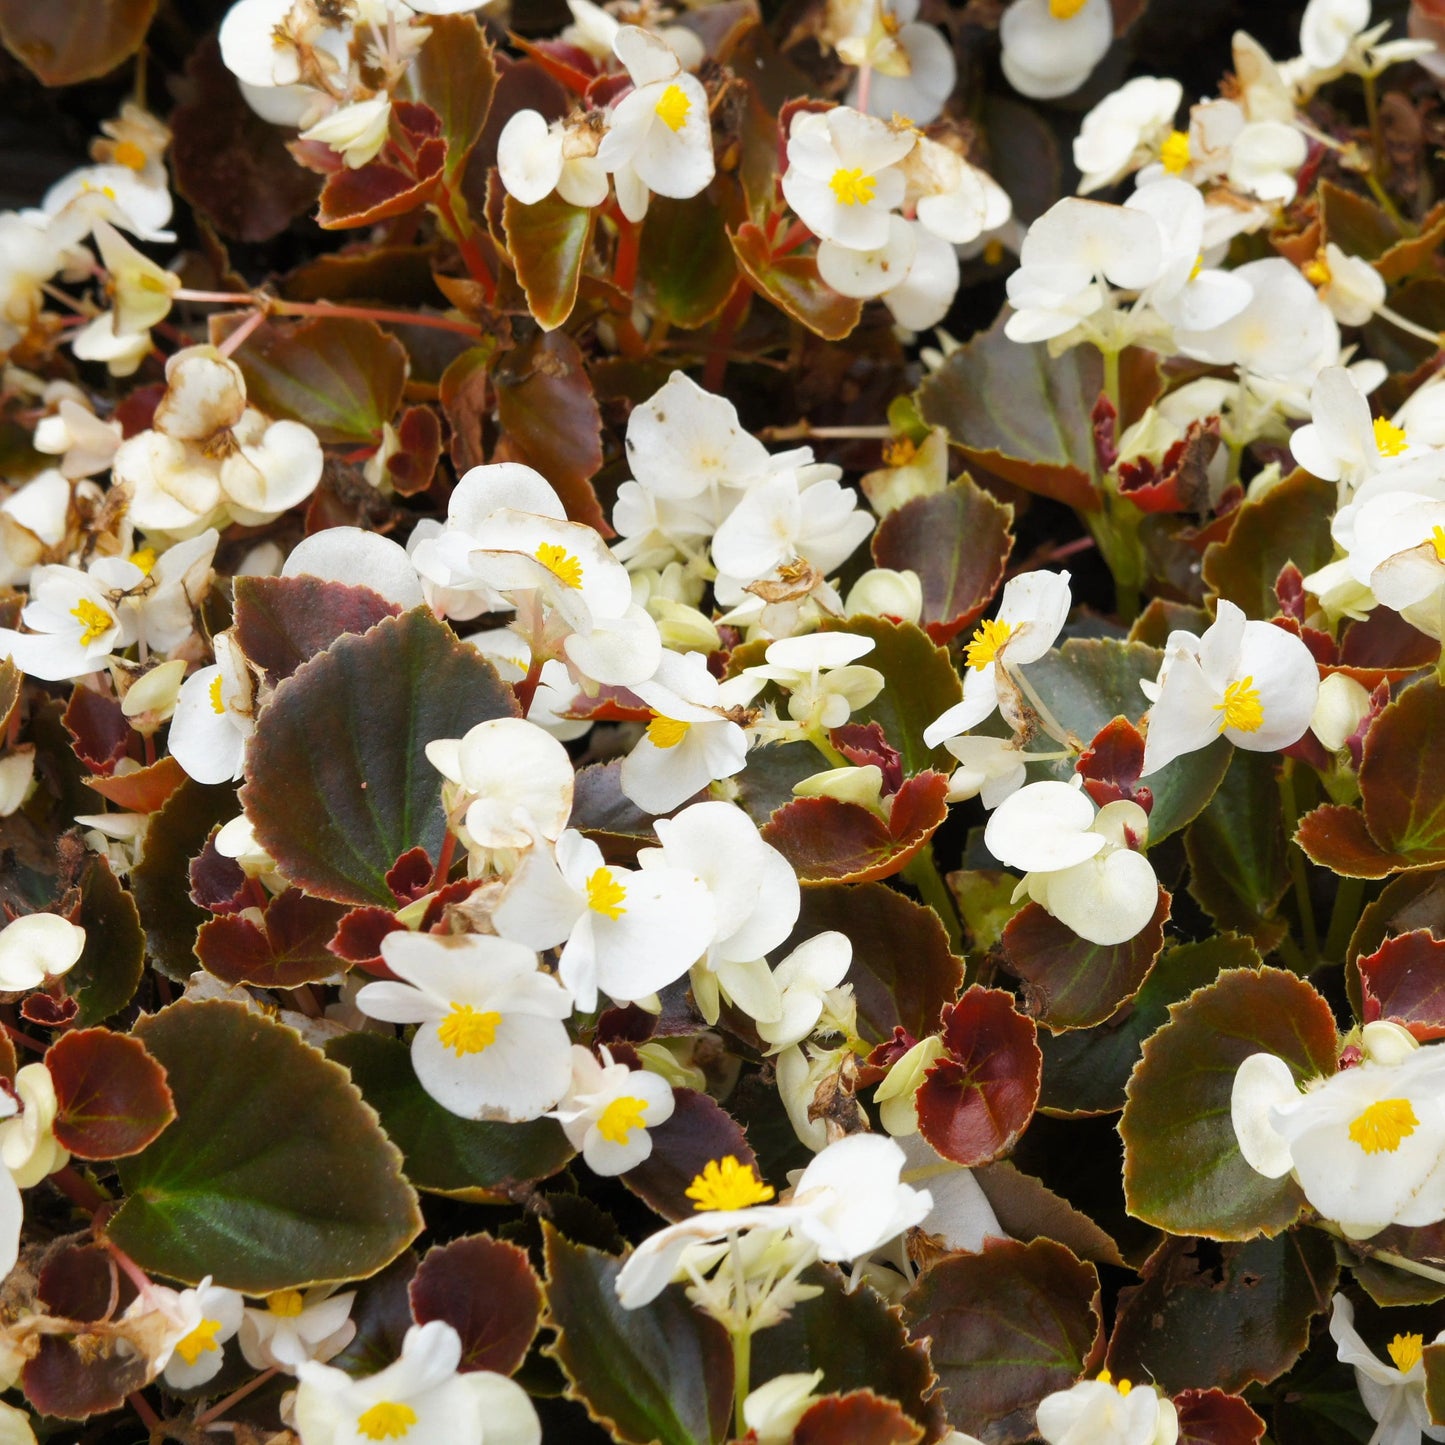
[317,103,447,230]
[829,722,903,794]
[197,889,350,990]
[1359,930,1445,1039]
[793,1390,924,1445]
[409,1234,542,1376]
[387,405,443,496]
[188,828,248,915]
[62,687,132,775]
[329,906,404,973]
[233,575,401,686]
[1175,1388,1267,1445]
[47,1028,174,1160]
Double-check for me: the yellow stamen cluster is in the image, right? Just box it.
[1049,0,1091,16]
[1374,416,1408,458]
[174,1318,223,1367]
[882,436,918,467]
[209,675,227,715]
[646,715,691,749]
[1096,1369,1133,1395]
[654,84,692,133]
[356,1402,418,1440]
[535,542,584,589]
[437,1003,501,1057]
[1215,676,1264,733]
[1389,1333,1425,1373]
[965,618,1013,672]
[1159,130,1191,174]
[1431,525,1445,565]
[1349,1097,1419,1155]
[113,140,148,171]
[129,546,157,576]
[267,1289,305,1317]
[597,1095,649,1145]
[69,598,113,646]
[686,1155,776,1212]
[829,168,877,207]
[586,867,627,920]
[1304,253,1333,287]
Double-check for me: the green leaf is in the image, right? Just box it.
[0,0,155,85]
[901,1237,1102,1444]
[916,309,1104,514]
[227,316,407,445]
[1106,1229,1338,1393]
[638,193,740,330]
[543,1225,733,1445]
[1120,967,1339,1239]
[871,475,1014,645]
[110,1000,422,1290]
[503,191,595,333]
[1201,470,1335,620]
[1360,674,1445,869]
[1038,935,1261,1117]
[401,14,496,179]
[1023,638,1231,842]
[69,855,144,1026]
[242,608,517,907]
[326,1032,574,1195]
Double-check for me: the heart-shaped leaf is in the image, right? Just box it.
[409,1234,542,1375]
[48,1028,174,1160]
[233,575,399,685]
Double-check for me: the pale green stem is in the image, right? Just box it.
[902,847,964,954]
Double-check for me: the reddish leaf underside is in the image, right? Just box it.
[409,1234,542,1375]
[47,1028,174,1161]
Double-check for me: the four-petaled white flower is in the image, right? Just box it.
[239,1286,357,1374]
[1035,1371,1179,1445]
[158,1278,246,1390]
[1329,1292,1445,1445]
[552,1044,676,1175]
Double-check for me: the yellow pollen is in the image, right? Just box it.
[535,542,584,589]
[69,597,112,646]
[647,715,691,749]
[267,1289,305,1317]
[113,140,148,171]
[1374,416,1408,457]
[965,617,1012,671]
[1049,0,1090,16]
[686,1155,775,1212]
[882,436,918,466]
[1349,1097,1419,1155]
[586,867,627,920]
[1160,130,1191,174]
[129,546,157,576]
[356,1402,418,1441]
[1304,254,1333,287]
[597,1094,649,1144]
[1116,1379,1133,1396]
[174,1317,223,1367]
[829,167,877,207]
[1096,1370,1112,1385]
[436,1003,501,1057]
[209,674,226,715]
[983,238,1006,266]
[654,83,692,133]
[1389,1333,1425,1373]
[1215,676,1264,733]
[1431,525,1445,565]
[1189,251,1205,282]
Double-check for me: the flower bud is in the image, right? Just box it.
[1311,672,1372,753]
[845,568,924,624]
[793,764,885,811]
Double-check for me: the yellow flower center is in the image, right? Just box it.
[654,83,691,133]
[209,674,226,715]
[1049,0,1090,16]
[586,867,627,920]
[69,597,113,646]
[829,167,877,207]
[113,140,148,171]
[686,1155,775,1212]
[129,546,157,576]
[1116,1379,1133,1396]
[1215,676,1264,733]
[965,617,1012,671]
[174,1317,223,1367]
[882,436,918,467]
[1160,130,1191,174]
[1374,416,1408,458]
[535,542,584,589]
[1188,251,1205,282]
[1349,1097,1419,1154]
[1432,525,1445,565]
[647,715,691,749]
[267,1289,305,1317]
[1389,1333,1425,1372]
[436,1003,501,1057]
[983,238,1006,266]
[1304,253,1333,287]
[356,1402,418,1440]
[597,1094,649,1144]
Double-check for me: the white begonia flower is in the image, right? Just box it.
[355,932,574,1122]
[1231,1027,1445,1238]
[999,0,1114,100]
[0,563,133,681]
[619,650,752,815]
[743,632,885,733]
[239,1286,357,1373]
[42,163,175,245]
[0,1063,70,1278]
[552,1044,676,1175]
[91,220,179,336]
[942,735,1029,810]
[1224,120,1307,203]
[1301,0,1372,70]
[467,631,591,742]
[841,0,957,126]
[616,1133,932,1309]
[295,1320,541,1445]
[846,567,924,623]
[1003,199,1163,344]
[300,97,392,169]
[923,570,1073,745]
[1350,490,1445,640]
[1329,1293,1445,1445]
[1291,365,1410,490]
[0,212,65,350]
[893,1133,1004,1253]
[596,27,714,223]
[0,750,35,818]
[70,312,153,377]
[33,396,122,479]
[1306,241,1387,327]
[743,1370,826,1445]
[497,110,609,209]
[0,470,72,591]
[1036,1373,1179,1445]
[111,431,224,536]
[0,1402,33,1445]
[880,220,962,331]
[986,782,1158,946]
[492,829,715,1014]
[781,107,915,252]
[0,914,86,992]
[1074,77,1185,194]
[168,631,257,786]
[638,800,800,1027]
[426,718,574,862]
[899,137,1005,250]
[755,932,853,1053]
[160,1279,246,1390]
[219,410,325,526]
[1311,672,1373,753]
[815,210,918,301]
[283,526,426,611]
[1138,599,1320,777]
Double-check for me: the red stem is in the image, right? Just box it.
[513,653,546,717]
[771,220,814,258]
[612,214,642,294]
[195,1367,280,1427]
[2,1021,47,1054]
[128,1393,161,1432]
[435,184,497,302]
[703,278,752,392]
[52,1165,107,1214]
[430,830,458,892]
